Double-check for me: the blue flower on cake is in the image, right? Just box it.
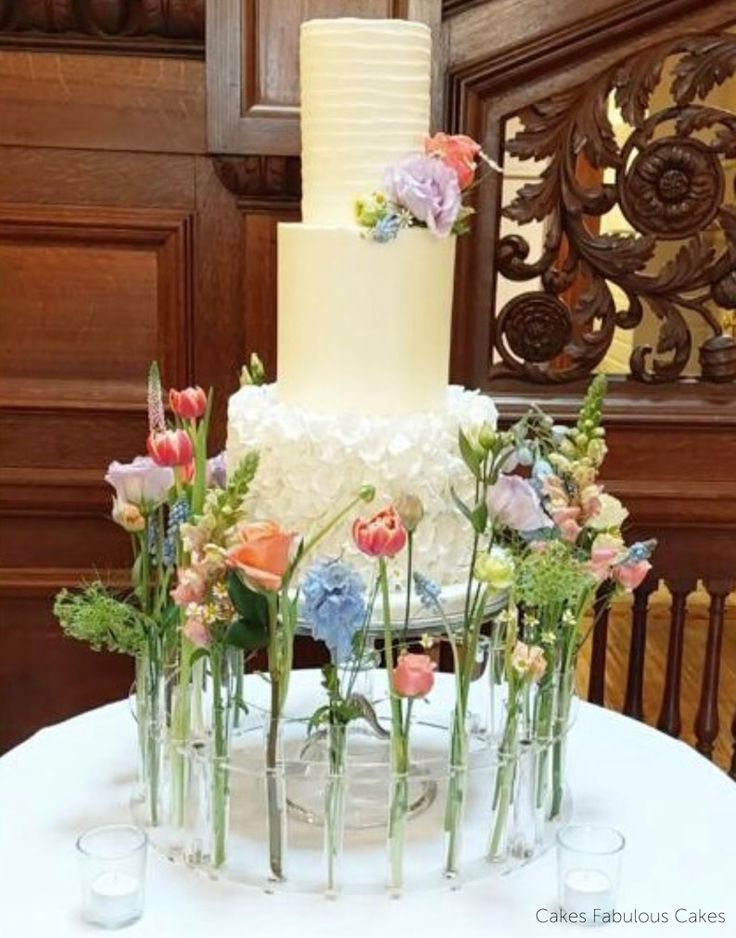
[302,559,367,663]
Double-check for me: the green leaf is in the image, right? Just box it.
[458,428,482,479]
[226,570,268,625]
[470,501,489,535]
[450,485,475,527]
[225,616,269,652]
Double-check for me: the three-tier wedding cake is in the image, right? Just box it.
[226,18,496,611]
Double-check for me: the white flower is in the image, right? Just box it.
[588,493,629,531]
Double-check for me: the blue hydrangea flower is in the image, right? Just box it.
[301,560,366,663]
[413,571,442,611]
[372,213,401,243]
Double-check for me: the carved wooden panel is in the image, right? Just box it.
[207,0,430,154]
[493,34,736,384]
[0,0,204,57]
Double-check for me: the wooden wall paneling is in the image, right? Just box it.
[206,0,439,155]
[0,51,206,154]
[0,591,132,752]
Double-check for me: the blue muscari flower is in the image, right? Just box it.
[301,560,366,664]
[413,571,442,611]
[162,497,189,566]
[372,213,401,243]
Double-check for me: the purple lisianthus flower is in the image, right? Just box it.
[487,474,553,533]
[105,456,173,509]
[206,451,227,488]
[383,154,461,238]
[301,560,367,664]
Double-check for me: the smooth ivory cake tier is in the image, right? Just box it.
[277,225,455,415]
[300,19,430,226]
[226,384,497,617]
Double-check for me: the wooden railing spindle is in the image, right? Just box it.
[623,577,657,721]
[695,579,734,759]
[657,577,696,739]
[587,591,610,706]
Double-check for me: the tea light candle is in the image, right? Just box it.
[563,868,614,921]
[87,871,142,928]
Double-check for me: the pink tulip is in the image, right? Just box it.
[487,475,552,533]
[169,386,207,420]
[393,653,436,699]
[147,428,193,467]
[612,560,652,592]
[352,507,407,559]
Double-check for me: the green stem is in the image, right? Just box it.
[265,593,284,881]
[401,533,414,644]
[210,645,229,868]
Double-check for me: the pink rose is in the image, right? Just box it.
[612,560,652,592]
[352,507,407,559]
[183,616,211,648]
[171,566,207,606]
[147,429,193,468]
[383,154,461,237]
[169,386,207,420]
[393,653,436,699]
[425,132,481,190]
[487,475,553,533]
[226,521,297,592]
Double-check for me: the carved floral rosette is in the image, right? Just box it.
[495,34,736,384]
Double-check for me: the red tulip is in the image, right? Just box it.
[146,428,193,467]
[393,653,436,699]
[169,386,207,420]
[352,506,407,559]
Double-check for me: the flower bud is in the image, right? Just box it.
[111,498,145,533]
[392,653,436,699]
[240,352,266,387]
[478,423,497,451]
[358,484,376,503]
[394,493,424,533]
[169,386,207,420]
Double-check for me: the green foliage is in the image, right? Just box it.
[513,541,594,613]
[308,664,362,732]
[54,582,148,656]
[225,570,269,651]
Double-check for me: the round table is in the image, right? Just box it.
[2,670,735,938]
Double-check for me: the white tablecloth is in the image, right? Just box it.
[2,670,735,938]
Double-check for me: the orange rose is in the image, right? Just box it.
[425,132,481,190]
[226,521,297,591]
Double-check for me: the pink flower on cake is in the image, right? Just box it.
[487,475,552,533]
[425,132,481,190]
[147,428,193,468]
[612,560,651,592]
[169,386,207,420]
[226,521,297,592]
[352,506,407,558]
[383,154,461,237]
[393,653,436,699]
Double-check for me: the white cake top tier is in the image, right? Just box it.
[300,18,431,226]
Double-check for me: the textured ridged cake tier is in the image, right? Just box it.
[300,18,430,225]
[226,384,498,615]
[277,224,455,415]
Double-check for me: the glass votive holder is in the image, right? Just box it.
[76,824,147,929]
[557,825,625,927]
